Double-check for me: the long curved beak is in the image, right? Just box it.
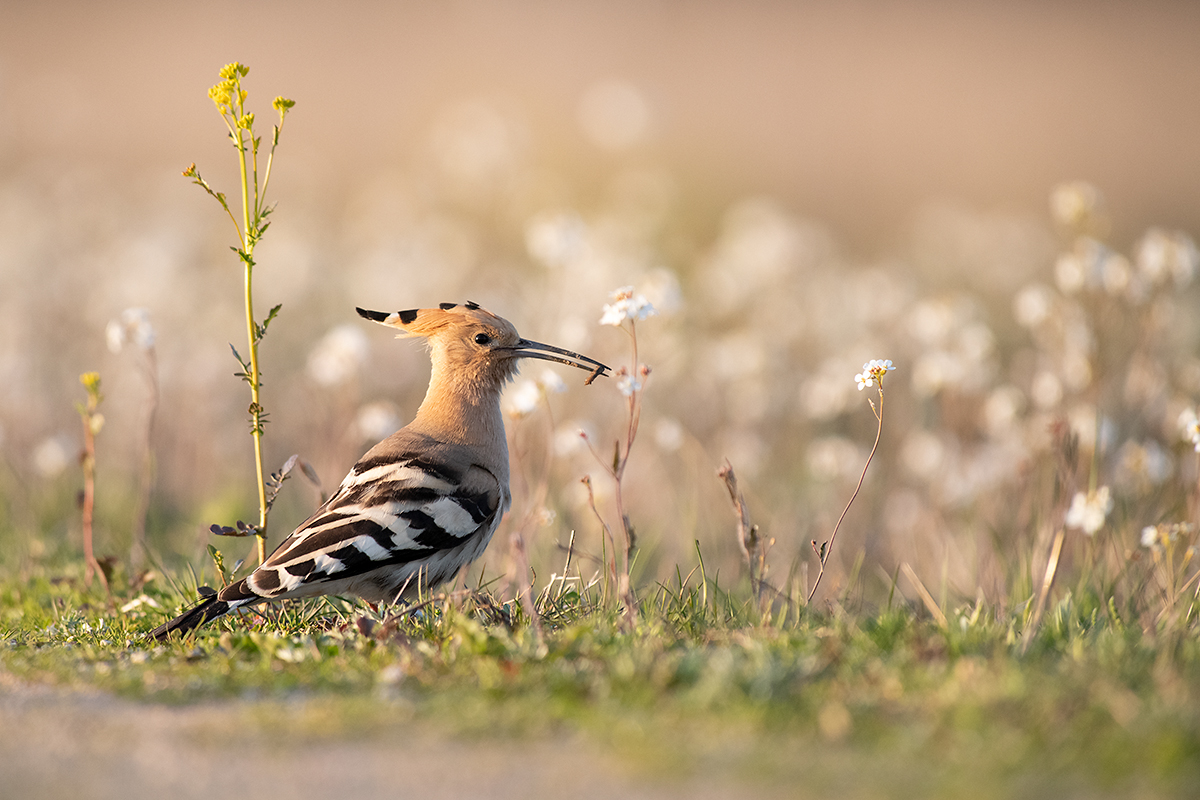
[510,339,610,384]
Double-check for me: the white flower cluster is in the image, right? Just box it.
[1179,408,1200,453]
[505,368,568,417]
[106,307,156,353]
[306,324,369,387]
[600,286,656,326]
[1140,522,1195,553]
[616,373,643,397]
[1064,486,1113,536]
[855,359,895,391]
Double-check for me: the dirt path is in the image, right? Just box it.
[0,683,777,800]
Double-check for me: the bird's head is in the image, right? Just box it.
[357,302,610,392]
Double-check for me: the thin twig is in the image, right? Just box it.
[717,458,761,600]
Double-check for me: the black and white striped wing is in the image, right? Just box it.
[243,442,504,603]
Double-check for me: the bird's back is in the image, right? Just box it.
[232,428,509,605]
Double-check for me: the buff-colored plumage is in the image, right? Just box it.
[150,302,607,640]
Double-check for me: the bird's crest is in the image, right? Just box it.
[356,301,507,339]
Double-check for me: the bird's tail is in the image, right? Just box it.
[148,594,231,642]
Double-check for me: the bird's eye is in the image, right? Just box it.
[474,333,491,345]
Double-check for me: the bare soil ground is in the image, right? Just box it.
[0,681,779,800]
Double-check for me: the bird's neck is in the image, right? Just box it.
[411,368,508,455]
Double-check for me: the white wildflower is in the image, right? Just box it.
[600,286,656,326]
[1050,181,1102,231]
[505,380,542,417]
[106,307,156,353]
[1141,522,1194,553]
[536,367,567,394]
[1064,486,1113,536]
[1179,407,1200,452]
[855,359,895,390]
[526,210,588,269]
[654,417,685,452]
[306,324,369,387]
[32,437,70,478]
[616,373,643,397]
[1137,228,1198,287]
[353,401,402,442]
[1141,525,1160,551]
[1013,284,1053,328]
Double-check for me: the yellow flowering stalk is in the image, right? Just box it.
[185,62,295,565]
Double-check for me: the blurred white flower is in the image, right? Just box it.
[554,422,593,457]
[983,385,1025,438]
[1101,253,1131,296]
[1179,407,1200,452]
[600,286,656,326]
[1141,523,1193,553]
[701,198,819,313]
[504,369,567,417]
[901,430,945,481]
[536,367,567,394]
[307,325,369,387]
[353,401,402,442]
[1055,251,1087,294]
[807,436,863,481]
[505,380,542,417]
[1141,525,1160,550]
[1013,284,1054,328]
[1116,440,1172,488]
[1056,238,1115,296]
[958,324,994,365]
[638,268,683,317]
[653,417,684,452]
[1067,404,1114,453]
[1064,486,1113,536]
[526,210,589,269]
[616,373,643,397]
[908,299,958,346]
[1050,181,1102,231]
[32,436,71,478]
[912,351,966,397]
[1061,348,1093,392]
[801,365,853,421]
[106,307,156,353]
[1137,228,1198,287]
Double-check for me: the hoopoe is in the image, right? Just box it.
[150,302,608,640]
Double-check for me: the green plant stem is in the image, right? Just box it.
[234,119,269,566]
[808,387,885,604]
[244,261,268,565]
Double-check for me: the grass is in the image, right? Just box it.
[3,562,1200,799]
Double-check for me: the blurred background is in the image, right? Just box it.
[2,1,1199,603]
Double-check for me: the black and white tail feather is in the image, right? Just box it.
[150,302,607,642]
